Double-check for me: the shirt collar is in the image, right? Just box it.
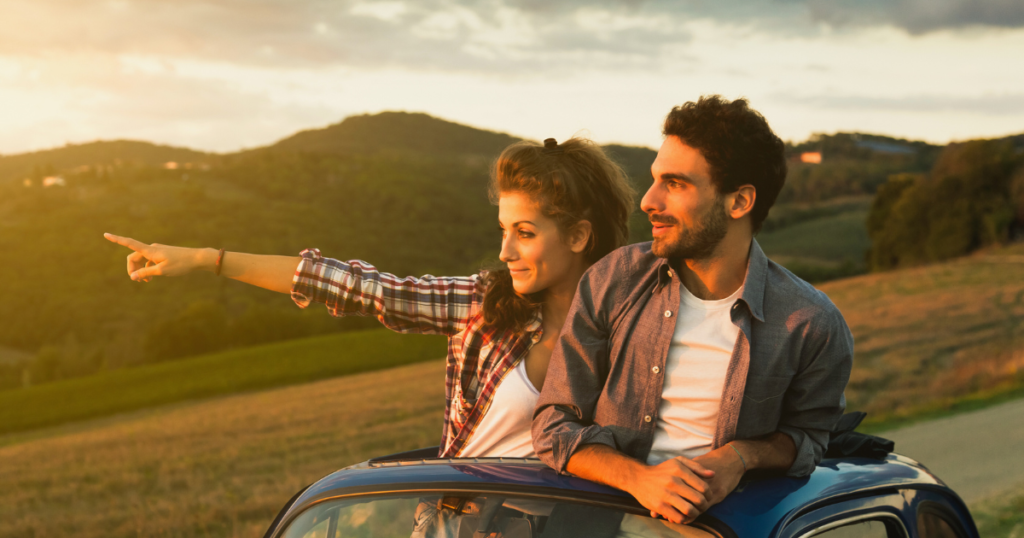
[655,239,767,323]
[524,308,543,334]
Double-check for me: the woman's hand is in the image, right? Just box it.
[104,233,215,282]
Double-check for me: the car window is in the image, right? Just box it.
[917,510,962,538]
[281,494,719,538]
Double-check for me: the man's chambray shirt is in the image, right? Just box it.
[532,240,853,477]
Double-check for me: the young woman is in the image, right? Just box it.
[104,137,634,459]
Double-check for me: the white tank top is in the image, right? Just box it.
[647,283,743,465]
[458,359,540,458]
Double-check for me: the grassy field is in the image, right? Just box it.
[973,484,1024,538]
[2,359,1022,538]
[822,243,1024,427]
[0,329,446,436]
[0,360,447,538]
[757,196,872,282]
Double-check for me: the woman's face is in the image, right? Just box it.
[498,192,583,296]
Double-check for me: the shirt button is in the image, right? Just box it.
[664,310,672,318]
[667,270,673,278]
[644,415,652,423]
[652,366,660,374]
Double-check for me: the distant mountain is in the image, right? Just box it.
[0,140,212,183]
[250,112,521,158]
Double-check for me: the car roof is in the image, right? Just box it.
[270,452,957,538]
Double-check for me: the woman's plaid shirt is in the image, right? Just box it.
[290,249,542,458]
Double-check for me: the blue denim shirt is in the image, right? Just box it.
[532,240,854,477]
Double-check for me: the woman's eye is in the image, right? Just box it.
[518,230,534,238]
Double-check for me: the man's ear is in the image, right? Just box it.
[568,220,594,254]
[727,185,756,220]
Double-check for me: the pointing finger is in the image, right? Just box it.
[104,233,150,253]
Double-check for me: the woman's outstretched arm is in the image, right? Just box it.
[104,233,300,294]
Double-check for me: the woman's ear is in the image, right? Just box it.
[568,220,593,254]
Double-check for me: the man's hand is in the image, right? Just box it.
[626,456,716,524]
[693,444,746,507]
[565,445,715,525]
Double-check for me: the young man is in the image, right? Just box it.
[532,96,854,526]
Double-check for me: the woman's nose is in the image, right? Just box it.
[499,236,517,263]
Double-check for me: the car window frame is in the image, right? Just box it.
[797,512,908,538]
[917,501,970,538]
[778,491,911,538]
[271,490,729,538]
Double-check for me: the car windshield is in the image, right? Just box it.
[282,493,717,538]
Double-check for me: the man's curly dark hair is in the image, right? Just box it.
[663,95,787,233]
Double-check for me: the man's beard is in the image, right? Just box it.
[650,197,728,261]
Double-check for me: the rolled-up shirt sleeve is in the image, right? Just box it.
[532,272,618,473]
[290,248,482,336]
[778,306,854,477]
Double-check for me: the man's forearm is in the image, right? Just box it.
[565,444,645,491]
[728,432,797,472]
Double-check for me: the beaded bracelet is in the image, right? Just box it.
[214,248,226,276]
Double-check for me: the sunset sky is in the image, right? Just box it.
[1,0,1023,154]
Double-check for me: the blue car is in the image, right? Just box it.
[262,446,978,538]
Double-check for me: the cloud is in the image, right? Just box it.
[0,0,690,74]
[775,92,1024,116]
[806,0,1024,34]
[3,0,1020,77]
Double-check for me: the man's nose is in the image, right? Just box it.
[640,182,663,215]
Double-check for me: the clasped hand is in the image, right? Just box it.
[628,447,745,525]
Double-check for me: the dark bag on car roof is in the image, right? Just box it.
[825,411,895,460]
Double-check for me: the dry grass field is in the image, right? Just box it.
[0,360,446,538]
[822,243,1024,424]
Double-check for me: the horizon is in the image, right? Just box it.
[3,108,1017,159]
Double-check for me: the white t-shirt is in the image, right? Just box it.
[647,283,743,465]
[458,359,539,458]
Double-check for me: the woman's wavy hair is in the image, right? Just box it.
[482,137,635,333]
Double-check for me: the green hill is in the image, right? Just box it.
[0,140,212,184]
[256,111,520,158]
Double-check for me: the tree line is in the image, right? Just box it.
[867,136,1024,270]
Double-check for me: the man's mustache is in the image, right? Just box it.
[648,215,678,225]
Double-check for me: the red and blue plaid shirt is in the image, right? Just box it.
[290,249,542,457]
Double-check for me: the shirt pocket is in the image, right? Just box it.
[740,374,792,434]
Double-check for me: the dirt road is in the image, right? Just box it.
[879,398,1024,503]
